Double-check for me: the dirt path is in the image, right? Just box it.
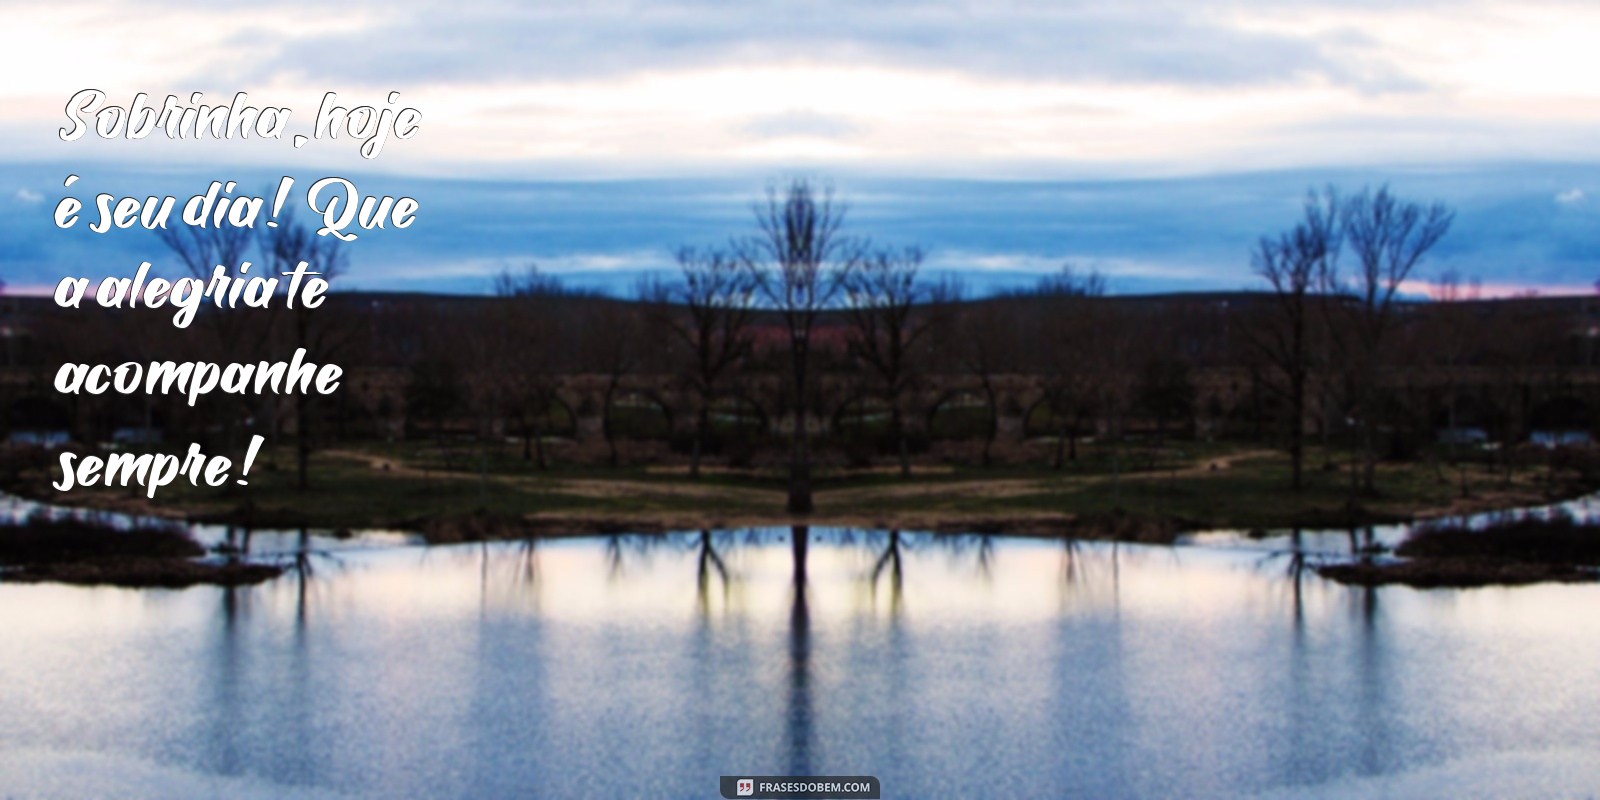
[323,449,782,508]
[546,478,781,506]
[328,447,1276,509]
[819,449,1277,506]
[324,449,429,477]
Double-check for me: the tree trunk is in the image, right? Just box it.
[893,405,910,478]
[1109,428,1123,507]
[981,382,997,468]
[603,384,619,468]
[1348,433,1362,505]
[296,392,310,491]
[1361,417,1377,492]
[690,405,708,479]
[295,310,311,491]
[533,419,548,471]
[1288,366,1304,491]
[789,424,813,513]
[787,345,813,514]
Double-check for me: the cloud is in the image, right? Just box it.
[206,0,1422,94]
[1556,187,1585,204]
[742,111,861,140]
[13,187,41,204]
[5,0,1600,175]
[2,161,1599,295]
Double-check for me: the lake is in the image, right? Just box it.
[2,493,1599,798]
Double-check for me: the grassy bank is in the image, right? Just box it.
[1319,514,1600,588]
[6,440,1594,543]
[0,515,283,588]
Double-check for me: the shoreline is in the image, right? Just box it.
[8,444,1599,589]
[7,470,1595,543]
[0,514,286,589]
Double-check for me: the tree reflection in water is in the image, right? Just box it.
[787,525,813,777]
[696,529,731,616]
[476,536,542,612]
[1053,537,1134,614]
[588,530,748,614]
[177,519,1434,793]
[865,530,905,615]
[211,523,340,782]
[1253,527,1330,625]
[930,533,995,583]
[1288,528,1308,623]
[1353,570,1387,773]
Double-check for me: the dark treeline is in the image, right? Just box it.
[5,179,1600,509]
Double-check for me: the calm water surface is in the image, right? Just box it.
[2,494,1599,798]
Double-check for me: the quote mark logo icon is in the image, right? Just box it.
[736,778,754,796]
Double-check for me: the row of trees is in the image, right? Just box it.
[390,180,1164,511]
[12,178,1597,510]
[642,182,959,510]
[480,180,1467,509]
[1249,186,1454,494]
[156,210,350,490]
[369,180,1599,507]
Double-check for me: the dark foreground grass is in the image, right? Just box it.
[879,456,1459,530]
[1318,558,1593,588]
[0,515,201,563]
[8,442,1596,546]
[1399,515,1600,564]
[1319,513,1600,588]
[46,449,783,535]
[0,515,282,588]
[149,454,615,529]
[355,438,1244,487]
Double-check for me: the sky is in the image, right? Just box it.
[2,0,1599,295]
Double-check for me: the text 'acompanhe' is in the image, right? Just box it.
[54,348,342,407]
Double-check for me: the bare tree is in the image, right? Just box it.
[1424,271,1484,495]
[1247,188,1340,490]
[1093,307,1138,502]
[951,297,1013,466]
[490,265,568,469]
[738,180,863,513]
[643,247,758,478]
[260,216,349,489]
[1027,266,1106,469]
[1324,185,1454,493]
[156,223,263,354]
[578,299,644,467]
[156,222,271,448]
[841,246,954,477]
[406,332,467,440]
[1134,354,1196,445]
